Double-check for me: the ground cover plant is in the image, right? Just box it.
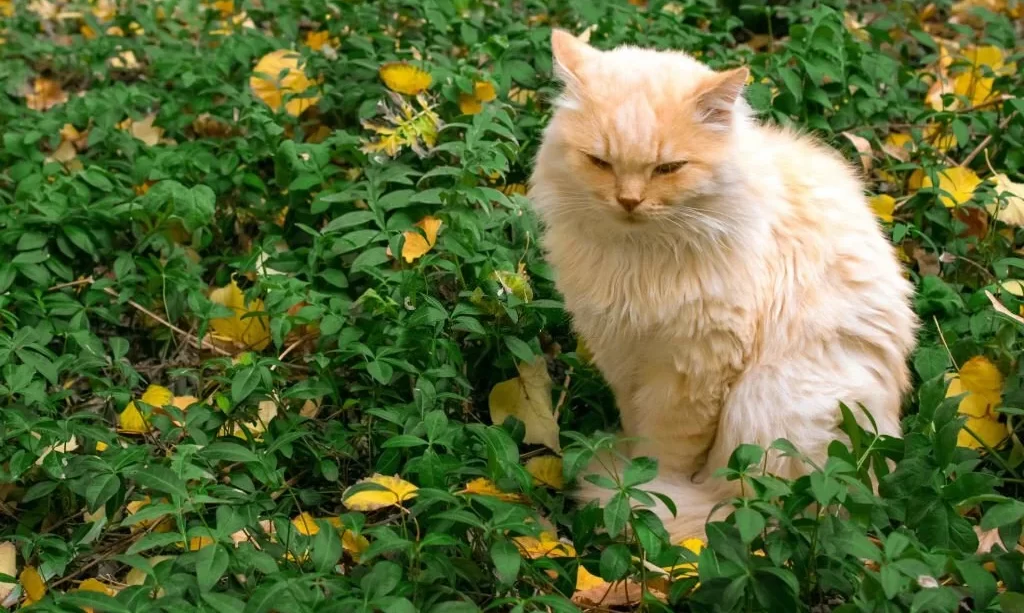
[1,0,1024,611]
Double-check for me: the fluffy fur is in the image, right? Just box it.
[529,30,918,540]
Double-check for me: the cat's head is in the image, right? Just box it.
[533,29,750,229]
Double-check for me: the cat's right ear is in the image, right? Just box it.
[551,29,597,83]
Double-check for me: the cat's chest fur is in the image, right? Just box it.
[547,233,761,398]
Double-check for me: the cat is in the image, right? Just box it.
[528,29,918,540]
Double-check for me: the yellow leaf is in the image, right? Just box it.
[399,216,442,263]
[126,496,174,533]
[124,556,173,587]
[575,565,605,591]
[459,478,524,502]
[923,123,956,153]
[20,566,46,602]
[325,518,370,560]
[1001,280,1024,297]
[488,357,560,451]
[118,384,172,434]
[361,94,441,158]
[953,72,995,107]
[508,87,537,105]
[95,441,109,452]
[250,50,321,116]
[292,512,319,536]
[959,356,1003,410]
[78,577,117,596]
[512,532,576,558]
[379,63,432,95]
[343,474,419,511]
[458,94,483,115]
[525,456,564,490]
[473,81,497,103]
[25,77,68,111]
[964,45,1016,76]
[921,166,982,208]
[209,280,271,352]
[118,113,164,147]
[494,266,533,302]
[987,174,1024,227]
[882,133,913,161]
[304,30,338,52]
[957,416,1008,450]
[221,399,277,440]
[187,536,215,551]
[869,195,896,223]
[663,538,705,577]
[0,542,14,605]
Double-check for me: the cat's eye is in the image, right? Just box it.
[585,153,612,170]
[653,161,687,175]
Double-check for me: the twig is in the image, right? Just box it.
[933,315,958,371]
[103,286,233,357]
[275,332,317,365]
[553,368,573,421]
[48,277,94,291]
[960,111,1018,168]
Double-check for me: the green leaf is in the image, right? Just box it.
[201,592,246,612]
[981,501,1024,530]
[195,544,230,592]
[231,366,261,404]
[623,456,658,487]
[133,466,189,500]
[490,539,520,584]
[504,337,535,363]
[956,560,996,610]
[599,543,630,581]
[204,441,259,463]
[311,523,343,574]
[732,507,765,544]
[603,491,630,539]
[60,591,130,613]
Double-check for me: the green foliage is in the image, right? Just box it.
[1,0,1023,611]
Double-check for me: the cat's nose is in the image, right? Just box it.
[617,196,642,212]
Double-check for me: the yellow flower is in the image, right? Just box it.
[250,50,320,116]
[343,474,419,511]
[869,195,896,223]
[921,166,982,208]
[379,63,432,95]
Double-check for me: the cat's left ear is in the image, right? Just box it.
[696,67,749,129]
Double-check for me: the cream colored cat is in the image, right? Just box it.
[529,30,918,540]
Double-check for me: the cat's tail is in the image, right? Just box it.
[575,475,739,542]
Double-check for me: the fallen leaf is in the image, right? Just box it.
[25,77,68,111]
[325,518,370,560]
[124,556,173,587]
[494,264,533,302]
[575,565,605,591]
[292,512,319,536]
[512,532,576,558]
[986,290,1024,326]
[118,113,165,147]
[947,356,1007,450]
[987,174,1024,226]
[209,280,271,352]
[921,166,982,208]
[343,474,419,511]
[458,81,498,115]
[489,357,560,451]
[109,50,140,70]
[222,399,277,440]
[869,195,896,223]
[953,206,989,239]
[361,93,442,158]
[882,133,913,161]
[525,456,564,489]
[459,478,524,502]
[379,63,432,95]
[126,496,175,533]
[20,566,46,602]
[392,216,441,263]
[250,50,321,116]
[0,542,14,606]
[119,384,173,434]
[77,577,118,596]
[304,30,338,52]
[841,131,873,173]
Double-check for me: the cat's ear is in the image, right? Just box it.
[696,67,749,129]
[551,29,598,82]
